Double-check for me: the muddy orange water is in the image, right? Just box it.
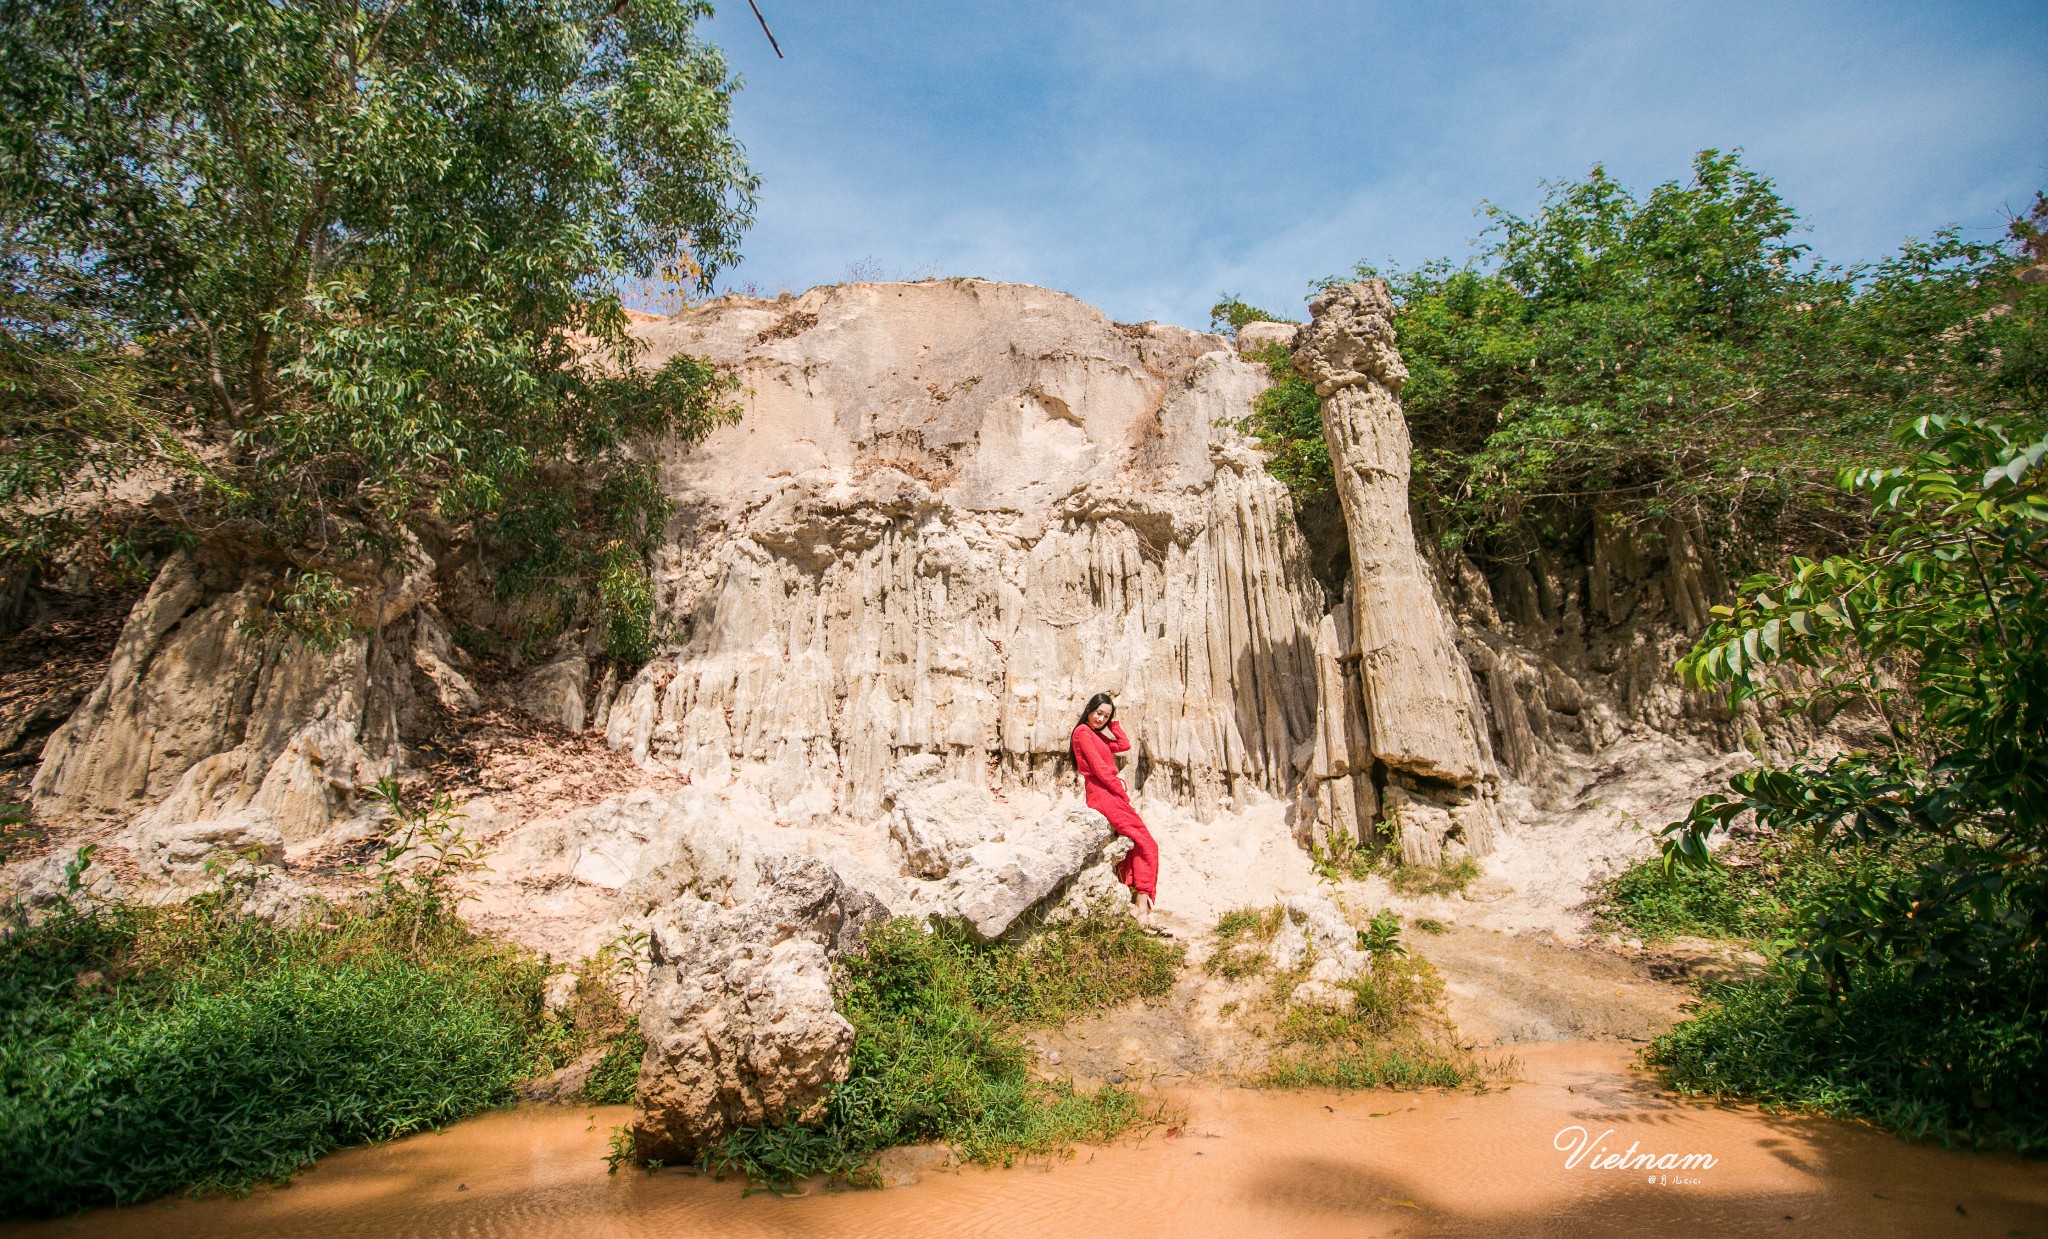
[11,1044,2045,1239]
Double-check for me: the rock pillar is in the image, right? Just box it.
[1293,281,1500,862]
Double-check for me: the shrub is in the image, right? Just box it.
[703,913,1182,1190]
[0,894,560,1216]
[1650,953,2047,1153]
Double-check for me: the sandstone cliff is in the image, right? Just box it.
[598,279,1327,829]
[11,276,1785,955]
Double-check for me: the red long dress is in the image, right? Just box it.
[1071,720,1159,899]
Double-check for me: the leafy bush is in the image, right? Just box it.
[1647,396,2046,1146]
[0,894,561,1216]
[1650,953,2047,1152]
[1239,344,1332,504]
[704,913,1182,1190]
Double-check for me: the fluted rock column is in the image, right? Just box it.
[1294,281,1499,862]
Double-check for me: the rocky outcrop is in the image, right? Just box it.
[883,753,1009,879]
[7,850,126,921]
[1235,321,1300,353]
[1270,893,1373,1012]
[134,809,285,883]
[882,753,1131,940]
[928,805,1119,941]
[633,854,883,1163]
[1291,598,1378,853]
[604,281,1327,826]
[30,548,466,843]
[1295,282,1502,864]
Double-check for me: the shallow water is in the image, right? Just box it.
[11,1044,2044,1238]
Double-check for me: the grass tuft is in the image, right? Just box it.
[1385,857,1482,898]
[1253,951,1475,1089]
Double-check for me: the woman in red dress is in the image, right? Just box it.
[1070,693,1168,936]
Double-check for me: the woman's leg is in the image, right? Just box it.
[1120,822,1160,923]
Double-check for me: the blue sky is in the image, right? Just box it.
[687,0,2048,330]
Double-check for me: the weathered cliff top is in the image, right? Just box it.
[630,279,1241,541]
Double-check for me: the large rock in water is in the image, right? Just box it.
[632,854,884,1164]
[604,280,1328,824]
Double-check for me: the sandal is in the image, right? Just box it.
[1141,924,1176,939]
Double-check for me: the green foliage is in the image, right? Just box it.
[1663,413,2046,995]
[0,0,753,653]
[1650,952,2046,1152]
[585,1018,645,1106]
[1356,909,1406,957]
[1300,152,2042,557]
[1207,294,1282,337]
[1205,904,1284,979]
[704,914,1181,1190]
[559,931,648,1106]
[1253,951,1471,1089]
[1590,837,1916,945]
[233,568,360,653]
[0,890,560,1216]
[1237,343,1331,503]
[1645,316,2046,1144]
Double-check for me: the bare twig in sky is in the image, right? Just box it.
[746,0,784,58]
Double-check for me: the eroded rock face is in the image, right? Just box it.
[883,754,1009,879]
[134,808,285,883]
[7,851,126,921]
[32,549,461,843]
[633,854,884,1163]
[605,281,1326,825]
[497,787,750,912]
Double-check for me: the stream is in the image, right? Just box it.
[9,1043,2043,1238]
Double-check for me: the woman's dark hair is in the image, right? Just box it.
[1075,692,1116,730]
[1070,693,1116,770]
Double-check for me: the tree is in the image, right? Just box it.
[1207,294,1281,338]
[0,0,758,656]
[1283,151,2022,563]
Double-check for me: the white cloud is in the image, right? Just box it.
[703,0,2048,327]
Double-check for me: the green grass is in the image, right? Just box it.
[0,892,577,1217]
[704,912,1183,1190]
[1587,837,1919,945]
[1252,950,1475,1089]
[1203,904,1474,1090]
[584,1018,645,1105]
[1204,905,1284,979]
[1385,857,1482,898]
[1649,953,2047,1153]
